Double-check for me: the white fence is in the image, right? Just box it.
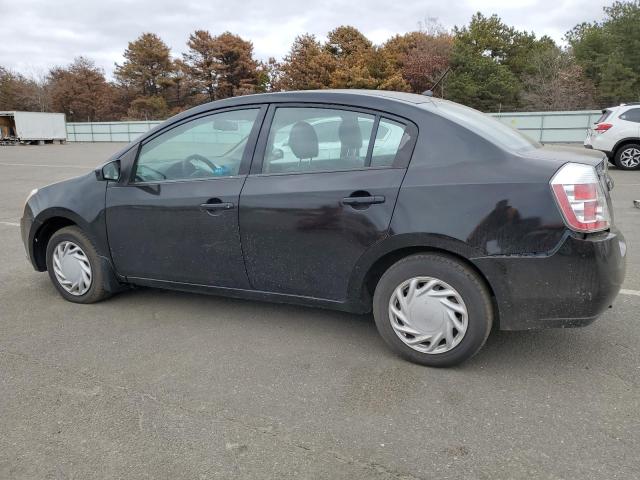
[66,110,603,144]
[66,121,161,142]
[492,110,601,143]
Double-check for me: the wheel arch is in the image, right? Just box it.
[613,138,640,156]
[32,210,86,271]
[348,234,498,323]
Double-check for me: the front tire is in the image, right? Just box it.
[373,254,493,367]
[614,144,640,170]
[45,226,111,304]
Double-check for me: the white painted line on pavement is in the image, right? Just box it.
[0,221,19,227]
[0,162,86,169]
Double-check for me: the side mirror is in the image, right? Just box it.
[96,160,120,181]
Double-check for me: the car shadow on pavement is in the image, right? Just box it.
[36,276,616,373]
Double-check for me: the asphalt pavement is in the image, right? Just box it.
[1,143,639,479]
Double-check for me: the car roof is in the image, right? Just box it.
[231,89,435,105]
[177,90,447,120]
[606,103,640,111]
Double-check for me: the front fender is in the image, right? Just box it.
[22,173,110,269]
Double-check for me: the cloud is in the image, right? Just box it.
[0,0,606,79]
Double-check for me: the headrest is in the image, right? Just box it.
[288,121,318,159]
[338,116,363,150]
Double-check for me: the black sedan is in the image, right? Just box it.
[21,90,627,366]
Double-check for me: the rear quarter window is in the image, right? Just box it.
[620,108,640,123]
[596,110,612,123]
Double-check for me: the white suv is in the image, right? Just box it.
[585,103,640,170]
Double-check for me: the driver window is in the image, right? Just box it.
[133,109,259,182]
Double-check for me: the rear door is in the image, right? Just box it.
[239,104,417,301]
[106,106,265,288]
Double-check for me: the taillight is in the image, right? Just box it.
[594,123,612,133]
[550,163,610,233]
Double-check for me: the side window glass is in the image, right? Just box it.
[263,108,375,174]
[621,108,640,123]
[134,109,259,182]
[371,118,412,167]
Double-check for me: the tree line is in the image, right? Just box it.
[1,1,638,121]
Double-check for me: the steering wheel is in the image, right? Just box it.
[181,154,221,177]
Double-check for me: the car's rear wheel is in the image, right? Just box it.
[614,144,640,170]
[45,226,111,304]
[373,253,493,367]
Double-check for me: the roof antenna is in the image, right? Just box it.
[422,67,452,97]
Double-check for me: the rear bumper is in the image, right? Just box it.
[473,229,627,330]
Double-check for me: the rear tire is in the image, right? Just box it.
[373,253,493,367]
[614,143,640,170]
[45,226,111,304]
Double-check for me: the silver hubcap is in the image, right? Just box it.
[389,276,468,354]
[620,148,640,168]
[52,241,92,295]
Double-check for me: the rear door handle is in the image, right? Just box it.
[200,201,234,213]
[342,195,385,206]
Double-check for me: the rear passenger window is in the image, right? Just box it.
[262,108,373,173]
[620,108,640,123]
[261,107,414,174]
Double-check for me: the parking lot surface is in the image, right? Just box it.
[1,143,639,479]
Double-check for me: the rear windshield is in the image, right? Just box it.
[426,101,541,152]
[596,109,612,123]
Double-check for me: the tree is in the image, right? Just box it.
[324,26,380,89]
[126,96,170,120]
[114,33,174,98]
[0,67,49,112]
[446,13,552,111]
[274,34,335,90]
[521,46,596,111]
[180,30,219,102]
[446,56,520,112]
[380,31,453,94]
[180,30,263,102]
[211,32,263,98]
[48,57,123,121]
[567,1,640,105]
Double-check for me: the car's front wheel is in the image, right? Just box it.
[45,226,111,304]
[373,253,493,367]
[614,144,640,170]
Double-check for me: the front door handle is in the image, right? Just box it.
[200,199,234,214]
[342,195,385,206]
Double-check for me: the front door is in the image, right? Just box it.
[106,107,264,288]
[239,105,417,301]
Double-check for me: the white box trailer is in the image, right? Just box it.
[0,111,67,145]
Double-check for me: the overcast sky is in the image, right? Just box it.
[0,0,608,79]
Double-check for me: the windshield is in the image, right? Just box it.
[427,101,541,152]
